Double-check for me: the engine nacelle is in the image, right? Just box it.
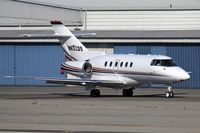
[63,61,93,77]
[82,62,93,74]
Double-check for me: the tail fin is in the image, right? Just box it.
[51,21,88,61]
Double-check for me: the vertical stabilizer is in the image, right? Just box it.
[51,21,88,61]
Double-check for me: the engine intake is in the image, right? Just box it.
[82,62,93,74]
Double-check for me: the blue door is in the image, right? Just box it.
[15,43,64,85]
[0,42,65,85]
[0,45,15,85]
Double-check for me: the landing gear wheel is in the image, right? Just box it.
[128,88,133,96]
[95,89,100,97]
[122,89,128,96]
[122,88,133,97]
[170,91,174,98]
[165,91,174,98]
[165,91,170,98]
[90,89,100,97]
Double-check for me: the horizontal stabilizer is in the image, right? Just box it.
[0,34,70,40]
[19,34,70,39]
[0,33,95,39]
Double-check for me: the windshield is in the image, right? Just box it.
[151,59,177,67]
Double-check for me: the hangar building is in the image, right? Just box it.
[0,0,200,88]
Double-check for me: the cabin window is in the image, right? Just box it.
[130,62,133,67]
[151,59,176,67]
[125,62,128,67]
[120,62,123,67]
[115,62,118,67]
[104,61,107,67]
[110,62,113,67]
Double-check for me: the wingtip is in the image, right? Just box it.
[50,20,63,25]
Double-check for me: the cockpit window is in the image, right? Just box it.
[151,59,177,67]
[151,59,161,66]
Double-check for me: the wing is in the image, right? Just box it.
[5,76,125,87]
[45,78,124,87]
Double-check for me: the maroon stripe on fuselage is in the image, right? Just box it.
[61,64,81,70]
[60,64,163,76]
[65,52,77,61]
[61,66,82,72]
[61,64,82,72]
[65,54,73,61]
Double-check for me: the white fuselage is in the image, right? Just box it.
[61,54,190,89]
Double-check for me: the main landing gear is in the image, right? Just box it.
[90,89,100,97]
[165,86,174,98]
[89,87,135,97]
[122,88,134,97]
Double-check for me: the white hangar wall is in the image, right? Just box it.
[0,0,83,26]
[84,9,200,30]
[85,43,113,54]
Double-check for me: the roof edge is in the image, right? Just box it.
[83,8,200,11]
[14,0,82,11]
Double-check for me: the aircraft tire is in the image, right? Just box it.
[128,88,133,96]
[90,89,100,97]
[123,89,133,97]
[122,89,128,96]
[170,91,174,98]
[165,91,174,98]
[95,89,100,97]
[165,91,170,98]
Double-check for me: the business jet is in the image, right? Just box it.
[6,21,190,98]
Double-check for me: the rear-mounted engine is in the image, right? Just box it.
[82,62,93,74]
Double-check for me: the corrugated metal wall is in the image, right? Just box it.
[1,42,199,88]
[85,10,200,30]
[114,43,200,88]
[0,42,64,85]
[167,45,200,88]
[0,0,83,26]
[0,45,15,85]
[0,42,113,85]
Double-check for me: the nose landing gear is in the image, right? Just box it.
[165,86,174,98]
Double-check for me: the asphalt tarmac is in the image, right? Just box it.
[0,86,200,133]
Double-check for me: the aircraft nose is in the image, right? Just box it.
[173,67,190,81]
[182,72,190,81]
[179,70,190,81]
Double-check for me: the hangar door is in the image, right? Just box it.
[114,43,200,88]
[0,42,64,85]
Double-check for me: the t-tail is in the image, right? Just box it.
[51,21,88,61]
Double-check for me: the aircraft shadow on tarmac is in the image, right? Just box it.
[53,92,188,98]
[0,129,149,133]
[0,92,188,99]
[2,92,188,99]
